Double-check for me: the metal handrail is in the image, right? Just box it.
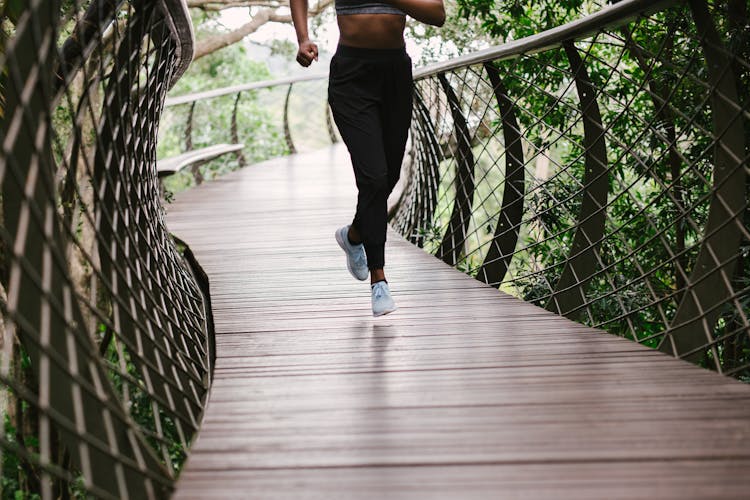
[162,0,196,86]
[412,0,677,79]
[164,72,329,106]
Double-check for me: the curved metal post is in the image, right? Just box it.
[659,0,747,363]
[545,41,609,319]
[283,83,297,154]
[408,87,444,247]
[185,101,196,151]
[231,92,248,167]
[477,62,526,287]
[437,73,476,266]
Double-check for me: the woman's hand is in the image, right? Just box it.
[290,0,318,67]
[296,40,319,67]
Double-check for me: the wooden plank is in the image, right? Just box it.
[167,146,750,499]
[170,461,750,500]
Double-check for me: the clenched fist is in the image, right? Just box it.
[296,40,319,67]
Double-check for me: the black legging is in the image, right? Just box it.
[328,44,413,271]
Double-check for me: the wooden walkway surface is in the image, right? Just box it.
[167,146,750,499]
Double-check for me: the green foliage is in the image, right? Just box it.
[498,8,714,338]
[1,0,24,24]
[100,327,189,473]
[174,46,272,95]
[2,419,25,500]
[159,38,288,193]
[267,39,297,59]
[2,342,91,498]
[407,0,493,64]
[456,0,604,40]
[2,415,44,500]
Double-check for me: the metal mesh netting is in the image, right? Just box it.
[0,0,210,497]
[393,0,750,378]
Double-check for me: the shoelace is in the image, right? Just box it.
[373,283,386,299]
[354,247,366,266]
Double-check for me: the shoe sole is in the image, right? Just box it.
[335,229,368,281]
[373,306,398,317]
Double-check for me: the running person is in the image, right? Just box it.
[291,0,445,316]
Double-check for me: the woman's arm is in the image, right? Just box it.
[290,0,319,67]
[388,0,445,26]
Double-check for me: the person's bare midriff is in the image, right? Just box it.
[337,14,407,49]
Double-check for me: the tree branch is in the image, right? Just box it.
[194,8,272,60]
[191,0,334,60]
[187,1,282,11]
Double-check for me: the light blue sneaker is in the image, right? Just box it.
[335,225,368,281]
[371,281,397,317]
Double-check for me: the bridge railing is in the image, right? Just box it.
[159,72,337,190]
[393,0,750,378]
[156,0,750,380]
[1,1,210,497]
[2,0,748,496]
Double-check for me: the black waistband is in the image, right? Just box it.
[335,44,408,60]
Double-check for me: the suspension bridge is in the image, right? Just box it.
[1,0,749,498]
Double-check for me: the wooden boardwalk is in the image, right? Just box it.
[167,146,750,499]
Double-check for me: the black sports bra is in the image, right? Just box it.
[335,0,405,16]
